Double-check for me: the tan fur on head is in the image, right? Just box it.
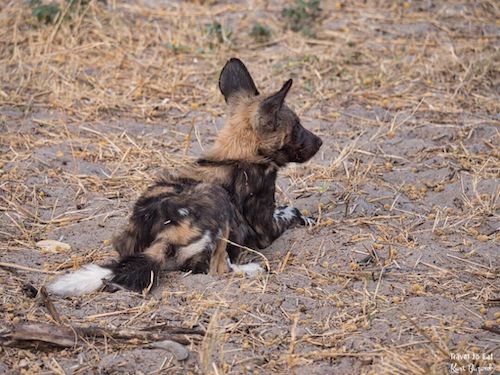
[206,94,262,162]
[205,93,292,164]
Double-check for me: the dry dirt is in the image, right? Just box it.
[0,0,499,374]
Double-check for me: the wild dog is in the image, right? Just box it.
[48,58,322,296]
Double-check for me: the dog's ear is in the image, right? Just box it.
[260,79,293,120]
[257,79,293,132]
[219,58,259,103]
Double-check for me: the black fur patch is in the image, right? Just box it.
[107,254,162,292]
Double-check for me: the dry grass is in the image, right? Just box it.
[1,0,499,374]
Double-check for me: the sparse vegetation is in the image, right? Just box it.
[29,0,60,24]
[250,22,272,43]
[282,0,321,36]
[0,0,498,373]
[165,42,190,54]
[205,20,232,45]
[28,0,103,24]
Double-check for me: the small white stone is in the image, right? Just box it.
[36,240,71,253]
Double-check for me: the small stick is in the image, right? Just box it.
[142,323,205,335]
[1,322,193,349]
[0,262,61,275]
[220,238,271,273]
[279,250,292,273]
[39,286,62,324]
[85,307,143,320]
[73,326,191,345]
[446,253,491,270]
[372,267,385,303]
[419,261,452,274]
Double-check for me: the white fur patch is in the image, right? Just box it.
[176,231,212,265]
[273,206,297,222]
[47,264,113,297]
[228,260,263,277]
[301,215,315,226]
[178,208,189,216]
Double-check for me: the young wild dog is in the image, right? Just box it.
[48,58,322,296]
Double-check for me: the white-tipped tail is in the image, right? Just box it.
[48,264,114,296]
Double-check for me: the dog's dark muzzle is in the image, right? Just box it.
[292,127,322,163]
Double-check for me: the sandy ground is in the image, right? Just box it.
[1,0,499,374]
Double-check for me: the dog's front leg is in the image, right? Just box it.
[247,205,314,249]
[273,206,315,228]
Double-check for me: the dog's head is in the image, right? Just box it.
[210,58,322,166]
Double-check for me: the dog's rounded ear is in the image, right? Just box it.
[219,58,259,103]
[259,79,292,120]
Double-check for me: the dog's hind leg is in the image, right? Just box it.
[209,224,230,275]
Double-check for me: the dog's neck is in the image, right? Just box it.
[203,97,269,164]
[204,135,264,164]
[194,157,278,200]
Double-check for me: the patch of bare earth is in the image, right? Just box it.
[0,1,498,374]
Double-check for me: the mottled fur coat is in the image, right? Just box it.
[49,58,322,296]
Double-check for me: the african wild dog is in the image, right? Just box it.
[48,58,322,296]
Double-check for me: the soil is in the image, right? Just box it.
[0,1,498,374]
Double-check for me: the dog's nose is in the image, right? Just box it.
[315,136,323,149]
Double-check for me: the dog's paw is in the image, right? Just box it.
[300,215,316,227]
[273,206,300,222]
[229,262,263,277]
